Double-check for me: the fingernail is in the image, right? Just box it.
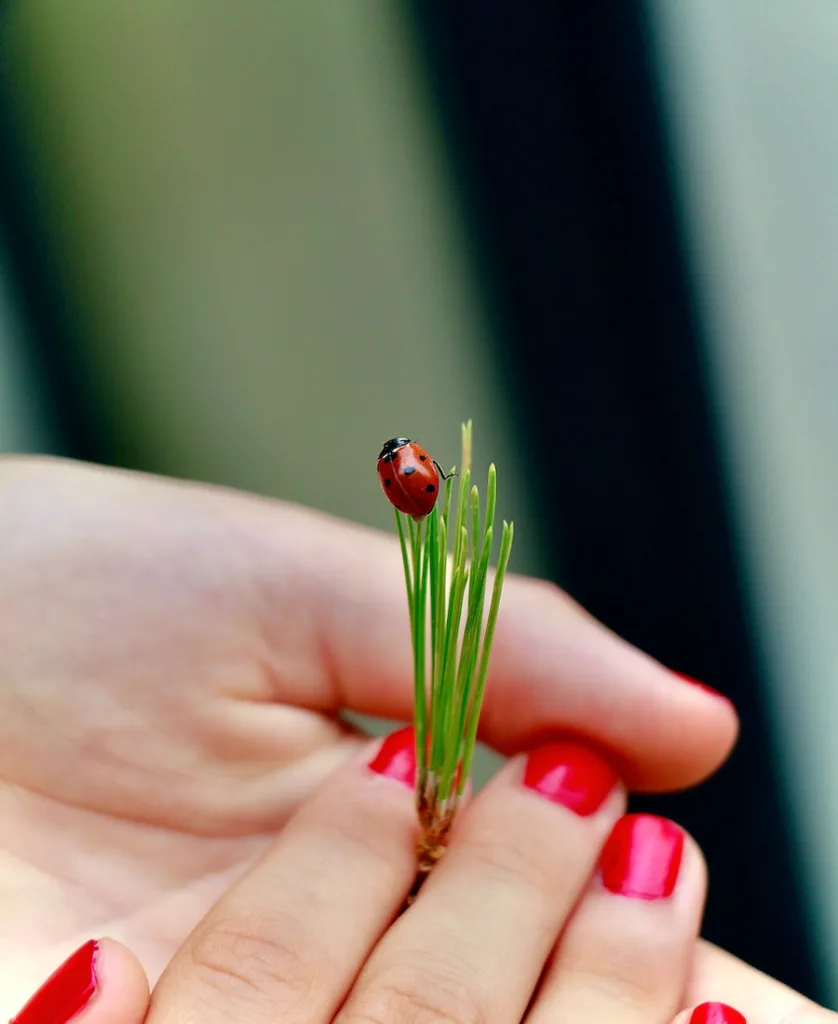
[600,814,684,899]
[367,727,416,787]
[690,1002,747,1024]
[673,670,732,705]
[11,939,99,1024]
[523,742,618,816]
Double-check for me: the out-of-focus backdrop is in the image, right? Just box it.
[1,0,836,1004]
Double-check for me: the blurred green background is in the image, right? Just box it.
[0,0,540,563]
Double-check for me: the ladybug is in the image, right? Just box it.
[377,437,448,520]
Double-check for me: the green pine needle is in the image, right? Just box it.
[392,421,515,824]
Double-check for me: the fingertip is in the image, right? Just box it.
[668,669,741,771]
[623,676,740,793]
[670,670,734,707]
[478,575,740,792]
[85,938,150,1024]
[10,937,150,1024]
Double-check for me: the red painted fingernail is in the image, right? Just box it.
[690,1002,747,1024]
[11,939,99,1024]
[523,742,618,816]
[600,814,684,899]
[367,727,416,788]
[673,670,732,704]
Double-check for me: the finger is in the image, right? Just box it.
[528,814,706,1024]
[335,741,626,1024]
[146,726,421,1024]
[163,461,738,791]
[9,938,149,1024]
[684,940,837,1024]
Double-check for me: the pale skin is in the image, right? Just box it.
[0,457,832,1024]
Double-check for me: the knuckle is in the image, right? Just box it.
[187,909,328,1011]
[343,960,486,1024]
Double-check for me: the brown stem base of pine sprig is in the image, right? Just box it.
[405,783,459,904]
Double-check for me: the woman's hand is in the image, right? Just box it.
[12,731,832,1024]
[0,456,736,1014]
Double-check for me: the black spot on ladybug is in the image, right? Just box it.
[384,478,392,487]
[419,454,427,461]
[426,484,436,493]
[403,466,416,476]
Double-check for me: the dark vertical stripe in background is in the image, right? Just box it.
[0,40,109,464]
[408,0,823,999]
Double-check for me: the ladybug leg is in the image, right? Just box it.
[434,460,457,480]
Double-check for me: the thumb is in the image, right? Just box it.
[9,939,149,1024]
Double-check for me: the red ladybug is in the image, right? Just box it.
[377,437,447,520]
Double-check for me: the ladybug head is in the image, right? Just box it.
[378,437,411,461]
